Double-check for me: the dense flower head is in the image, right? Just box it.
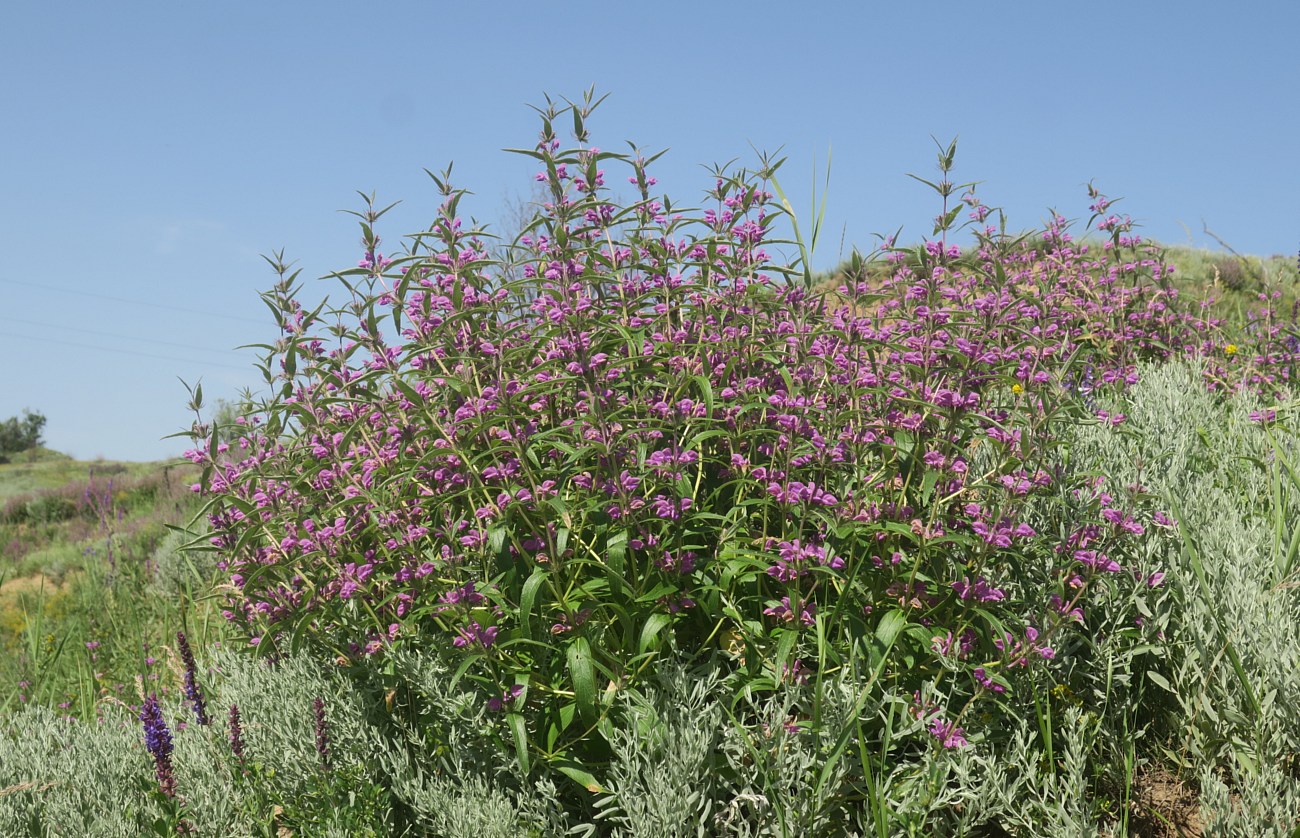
[313,696,330,771]
[140,693,173,760]
[139,693,176,798]
[228,703,247,769]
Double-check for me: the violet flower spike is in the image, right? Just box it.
[313,696,331,771]
[139,693,177,798]
[228,703,247,770]
[176,631,210,726]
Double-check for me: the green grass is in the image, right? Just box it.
[0,454,219,718]
[1157,242,1299,323]
[0,450,166,502]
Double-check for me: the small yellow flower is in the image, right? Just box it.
[1224,344,1238,356]
[1051,683,1080,704]
[1011,383,1024,395]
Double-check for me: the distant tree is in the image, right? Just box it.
[491,182,552,299]
[210,397,257,446]
[0,409,47,463]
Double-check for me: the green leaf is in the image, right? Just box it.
[933,204,963,235]
[638,613,672,655]
[553,758,605,794]
[520,568,549,640]
[445,652,483,694]
[488,526,507,558]
[571,106,584,141]
[1145,671,1175,694]
[567,637,597,722]
[868,609,906,686]
[558,701,577,732]
[605,529,627,595]
[634,582,679,603]
[905,173,941,192]
[919,467,939,504]
[691,374,715,417]
[502,147,545,161]
[775,628,799,683]
[507,711,531,774]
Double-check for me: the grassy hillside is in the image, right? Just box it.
[1146,241,1298,320]
[0,454,218,716]
[821,239,1300,328]
[0,449,171,501]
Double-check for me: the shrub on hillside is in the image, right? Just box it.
[183,93,1221,824]
[0,410,46,465]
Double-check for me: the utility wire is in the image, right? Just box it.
[0,315,244,357]
[0,329,253,372]
[0,276,267,325]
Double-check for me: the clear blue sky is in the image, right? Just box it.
[2,1,1296,461]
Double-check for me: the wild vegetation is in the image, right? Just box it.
[0,451,213,719]
[0,411,48,465]
[1,93,1297,836]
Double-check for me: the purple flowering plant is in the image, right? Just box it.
[184,91,1235,786]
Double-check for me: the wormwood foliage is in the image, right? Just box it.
[0,650,391,836]
[1068,359,1300,835]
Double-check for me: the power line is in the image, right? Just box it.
[0,330,254,372]
[0,316,245,357]
[0,276,268,325]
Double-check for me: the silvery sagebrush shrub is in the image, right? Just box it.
[592,660,723,837]
[1066,357,1300,828]
[1199,725,1300,837]
[148,520,216,597]
[376,646,578,836]
[0,703,164,837]
[588,660,890,838]
[914,705,1102,837]
[0,647,396,836]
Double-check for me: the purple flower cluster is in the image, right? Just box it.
[186,98,1207,764]
[228,703,247,771]
[313,696,330,771]
[139,693,176,798]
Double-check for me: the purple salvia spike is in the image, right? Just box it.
[176,631,210,726]
[139,693,177,798]
[228,703,247,771]
[312,696,331,771]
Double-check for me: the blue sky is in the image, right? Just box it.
[2,1,1296,461]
